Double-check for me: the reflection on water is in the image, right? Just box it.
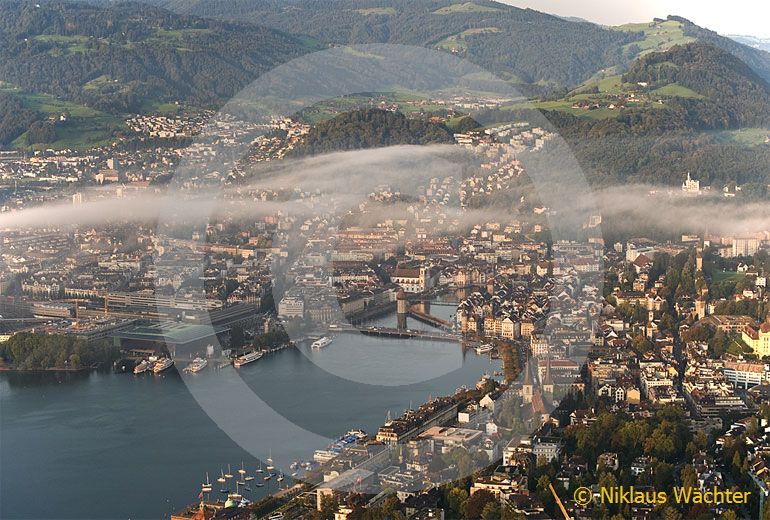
[0,369,95,389]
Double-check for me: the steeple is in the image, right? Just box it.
[523,356,533,385]
[521,356,534,404]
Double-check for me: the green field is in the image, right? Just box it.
[433,2,500,14]
[595,74,626,93]
[83,75,120,91]
[1,83,125,151]
[12,117,122,151]
[355,7,396,15]
[726,337,755,357]
[0,83,102,118]
[712,270,746,283]
[650,83,703,98]
[614,20,695,58]
[502,98,623,120]
[436,27,501,51]
[713,128,770,146]
[33,34,94,55]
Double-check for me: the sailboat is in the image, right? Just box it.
[202,472,213,493]
[225,465,234,479]
[238,461,247,477]
[217,470,226,484]
[245,473,255,482]
[265,451,274,471]
[263,472,272,481]
[255,462,264,474]
[227,481,243,501]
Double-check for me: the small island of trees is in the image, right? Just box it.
[0,332,120,371]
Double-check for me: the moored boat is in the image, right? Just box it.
[133,360,150,374]
[233,350,263,367]
[152,358,174,373]
[311,337,332,350]
[184,357,207,373]
[474,344,493,354]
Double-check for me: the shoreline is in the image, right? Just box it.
[0,363,96,373]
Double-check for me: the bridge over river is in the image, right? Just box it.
[329,324,460,343]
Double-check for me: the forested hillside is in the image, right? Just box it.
[289,108,454,156]
[622,43,770,129]
[0,1,311,112]
[476,42,770,187]
[0,90,37,144]
[675,16,770,83]
[120,0,641,90]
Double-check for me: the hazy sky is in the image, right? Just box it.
[503,0,770,38]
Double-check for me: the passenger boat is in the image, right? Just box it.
[184,357,207,373]
[311,337,332,350]
[233,350,263,367]
[474,344,494,354]
[133,360,150,374]
[152,358,174,373]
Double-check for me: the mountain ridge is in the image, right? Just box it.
[0,0,313,112]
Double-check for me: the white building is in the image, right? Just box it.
[682,172,701,195]
[278,296,305,318]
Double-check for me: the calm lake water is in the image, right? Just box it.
[0,311,498,519]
